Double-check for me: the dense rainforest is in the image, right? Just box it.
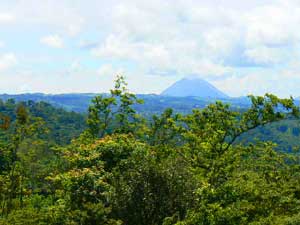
[1,76,300,224]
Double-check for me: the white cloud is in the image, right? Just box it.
[88,1,243,80]
[97,64,124,77]
[2,0,300,96]
[66,17,85,36]
[7,0,86,36]
[92,34,137,60]
[0,53,17,71]
[40,35,64,48]
[0,12,15,23]
[213,64,300,98]
[189,60,233,78]
[69,60,82,72]
[244,4,300,48]
[213,73,272,97]
[97,64,114,76]
[19,83,32,93]
[0,41,5,48]
[244,46,285,65]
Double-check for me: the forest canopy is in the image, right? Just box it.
[1,76,300,225]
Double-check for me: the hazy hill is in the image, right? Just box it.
[0,93,251,114]
[0,99,86,145]
[161,77,229,99]
[0,93,299,151]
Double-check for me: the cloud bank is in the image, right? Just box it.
[0,0,300,97]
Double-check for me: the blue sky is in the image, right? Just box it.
[1,0,300,97]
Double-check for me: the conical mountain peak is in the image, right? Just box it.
[161,77,228,99]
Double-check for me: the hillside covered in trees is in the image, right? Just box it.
[1,76,300,224]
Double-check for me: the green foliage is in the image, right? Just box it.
[0,100,86,145]
[110,140,197,225]
[87,75,144,138]
[2,77,300,225]
[148,108,184,146]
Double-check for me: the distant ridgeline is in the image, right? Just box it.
[0,93,299,152]
[2,76,300,224]
[2,77,297,114]
[0,93,252,114]
[0,98,86,145]
[1,77,300,152]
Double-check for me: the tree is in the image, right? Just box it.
[87,75,143,139]
[2,77,300,225]
[176,94,300,225]
[0,104,48,216]
[48,135,124,225]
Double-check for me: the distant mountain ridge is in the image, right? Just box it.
[1,93,297,116]
[4,77,289,114]
[0,93,252,114]
[161,77,229,99]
